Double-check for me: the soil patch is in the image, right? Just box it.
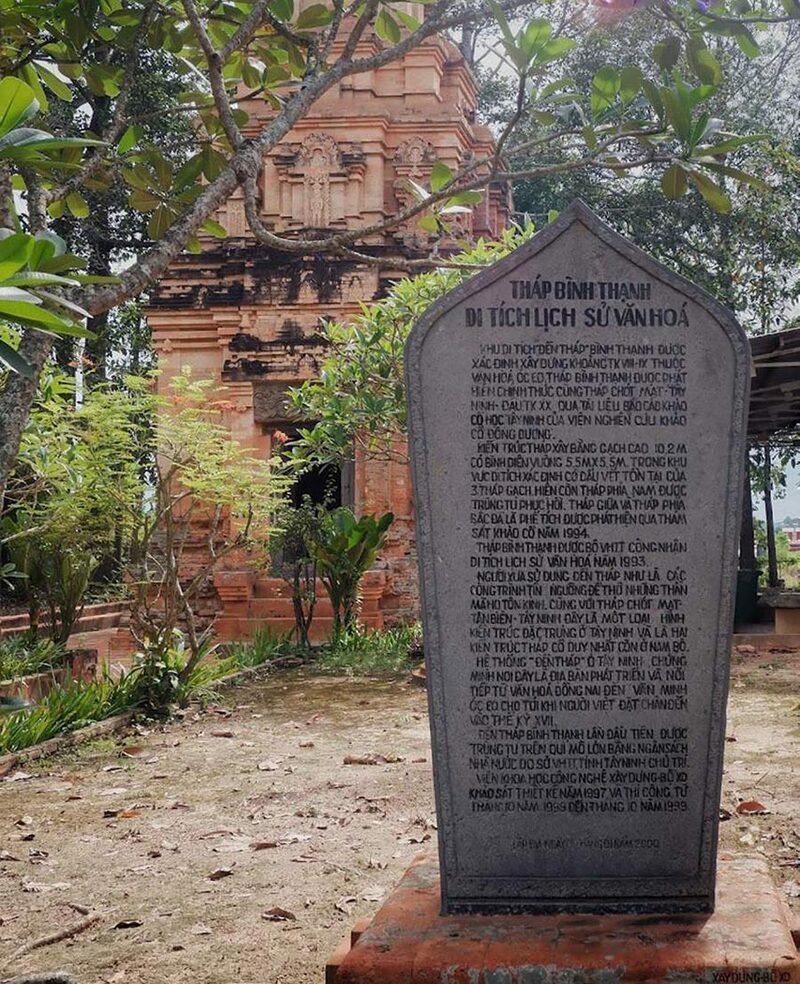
[1,659,798,984]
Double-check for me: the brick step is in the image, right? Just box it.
[214,613,383,643]
[0,601,128,639]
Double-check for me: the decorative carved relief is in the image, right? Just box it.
[253,382,294,422]
[393,138,437,248]
[394,137,435,177]
[271,132,365,231]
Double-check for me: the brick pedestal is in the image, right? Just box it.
[326,854,799,983]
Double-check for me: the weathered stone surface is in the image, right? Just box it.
[327,854,799,983]
[405,202,750,912]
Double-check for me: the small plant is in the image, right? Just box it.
[0,561,25,594]
[0,634,67,681]
[307,508,394,639]
[0,671,142,755]
[268,497,329,650]
[132,630,229,714]
[316,623,422,676]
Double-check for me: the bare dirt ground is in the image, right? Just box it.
[1,655,799,984]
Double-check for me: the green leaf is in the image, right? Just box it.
[535,36,575,65]
[148,204,178,239]
[733,25,760,58]
[486,0,526,73]
[201,219,228,238]
[118,125,141,154]
[0,298,81,332]
[417,214,439,233]
[128,188,162,212]
[619,65,643,105]
[375,9,401,44]
[0,233,33,280]
[700,161,770,192]
[697,133,768,156]
[270,0,294,19]
[85,65,122,97]
[0,338,34,377]
[519,18,551,58]
[661,162,687,199]
[686,38,722,85]
[35,64,73,102]
[0,77,39,136]
[660,86,691,143]
[19,63,48,113]
[653,35,681,71]
[65,192,89,218]
[641,79,664,118]
[394,9,420,31]
[445,190,483,206]
[590,67,620,117]
[687,168,731,213]
[430,161,452,192]
[547,209,559,223]
[296,4,333,29]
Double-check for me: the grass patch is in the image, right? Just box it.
[315,623,421,675]
[224,626,297,668]
[0,672,141,755]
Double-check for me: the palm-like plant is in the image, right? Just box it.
[308,508,394,639]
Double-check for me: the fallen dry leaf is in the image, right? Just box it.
[262,907,296,922]
[212,837,251,854]
[335,896,357,914]
[258,760,280,772]
[299,741,315,749]
[250,840,278,851]
[5,771,33,782]
[306,713,323,724]
[113,919,143,929]
[343,754,403,766]
[190,924,212,935]
[0,851,20,861]
[362,886,384,902]
[208,867,234,880]
[719,808,732,821]
[736,800,770,815]
[210,730,235,739]
[121,746,146,758]
[103,809,141,819]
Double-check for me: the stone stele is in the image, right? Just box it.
[405,200,750,913]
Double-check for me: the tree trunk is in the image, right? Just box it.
[739,452,756,571]
[762,443,779,588]
[0,331,52,501]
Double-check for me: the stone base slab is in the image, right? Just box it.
[326,854,799,983]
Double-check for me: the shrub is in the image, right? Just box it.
[225,626,296,668]
[0,634,66,681]
[307,508,394,639]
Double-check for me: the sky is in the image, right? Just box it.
[755,462,800,525]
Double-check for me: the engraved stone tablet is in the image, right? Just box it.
[405,201,749,913]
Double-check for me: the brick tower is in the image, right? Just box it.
[146,10,509,639]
